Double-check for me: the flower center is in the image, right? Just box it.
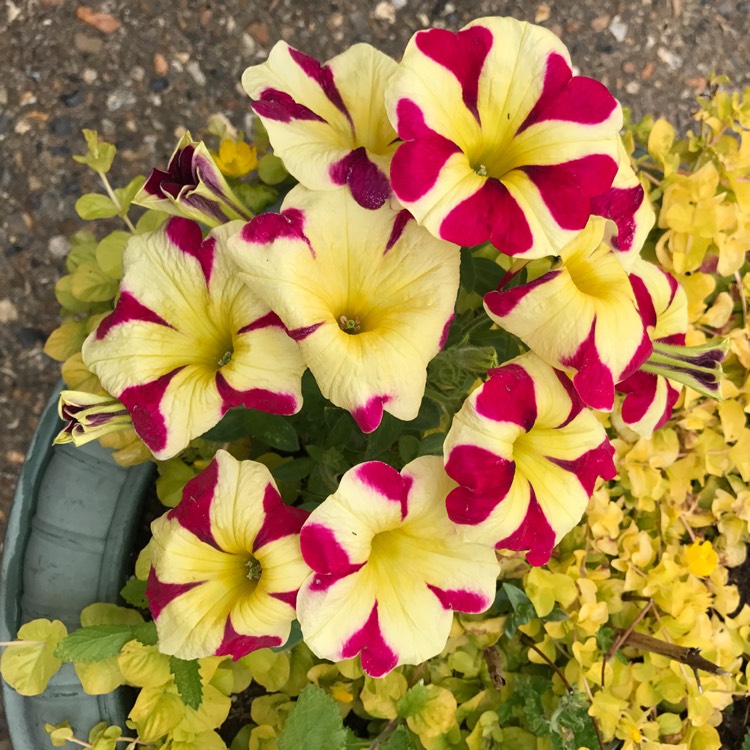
[338,315,362,335]
[246,555,262,581]
[217,349,233,367]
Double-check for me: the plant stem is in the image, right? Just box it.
[97,170,137,232]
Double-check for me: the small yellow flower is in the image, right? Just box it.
[685,539,719,577]
[214,139,258,178]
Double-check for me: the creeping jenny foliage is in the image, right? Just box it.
[3,82,750,750]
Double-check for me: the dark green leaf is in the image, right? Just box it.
[278,685,347,750]
[418,432,445,457]
[272,620,302,652]
[398,435,420,464]
[55,625,137,663]
[120,577,148,609]
[405,398,442,431]
[131,621,158,646]
[169,656,203,710]
[365,414,403,460]
[271,458,314,481]
[233,182,278,214]
[201,408,299,452]
[471,256,505,296]
[459,248,476,293]
[380,725,416,750]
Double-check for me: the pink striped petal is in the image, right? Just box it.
[385,17,622,257]
[444,353,616,565]
[82,219,305,460]
[297,456,498,676]
[148,452,310,660]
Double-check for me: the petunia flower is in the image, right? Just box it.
[243,42,398,209]
[147,451,311,660]
[443,352,616,566]
[53,390,131,447]
[385,17,624,258]
[133,132,252,226]
[82,217,306,460]
[296,456,499,677]
[484,217,650,411]
[228,186,459,433]
[616,258,688,437]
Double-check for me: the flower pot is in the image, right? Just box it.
[1,383,154,749]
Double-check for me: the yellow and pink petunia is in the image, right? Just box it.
[82,217,306,460]
[147,451,311,660]
[616,258,688,437]
[443,352,616,566]
[228,187,460,433]
[296,456,499,677]
[484,217,651,411]
[243,42,398,209]
[385,17,638,258]
[134,132,251,226]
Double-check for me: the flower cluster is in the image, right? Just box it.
[34,11,733,724]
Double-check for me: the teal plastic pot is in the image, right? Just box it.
[1,384,154,749]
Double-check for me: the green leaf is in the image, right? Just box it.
[398,435,420,464]
[1,619,67,696]
[271,458,314,481]
[170,656,203,710]
[120,577,149,609]
[272,620,302,653]
[380,725,416,750]
[44,721,74,747]
[55,625,137,663]
[397,683,429,718]
[65,230,98,272]
[365,413,403,460]
[471,256,505,296]
[70,261,120,302]
[491,583,537,638]
[230,725,254,750]
[406,398,442,431]
[234,182,278,214]
[258,153,289,185]
[549,691,598,750]
[742,726,750,750]
[114,176,146,214]
[202,407,299,452]
[73,129,116,174]
[278,684,347,750]
[135,209,169,234]
[131,621,158,646]
[418,432,445,457]
[459,248,476,293]
[96,230,131,279]
[76,193,120,220]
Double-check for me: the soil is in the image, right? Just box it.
[2,1,750,748]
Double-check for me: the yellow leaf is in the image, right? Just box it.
[129,685,184,742]
[118,640,172,687]
[719,399,747,443]
[405,684,457,739]
[360,671,408,719]
[45,722,74,747]
[0,619,67,696]
[44,319,87,362]
[250,694,294,733]
[240,649,290,692]
[81,602,144,627]
[179,683,231,734]
[76,658,126,695]
[249,724,279,750]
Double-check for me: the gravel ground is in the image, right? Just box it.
[2,1,750,746]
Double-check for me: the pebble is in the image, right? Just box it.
[0,299,18,323]
[608,15,628,42]
[591,14,610,32]
[657,47,683,70]
[131,66,146,83]
[106,89,137,111]
[4,244,23,258]
[374,1,396,23]
[50,115,76,136]
[60,89,84,107]
[625,81,640,94]
[392,0,407,8]
[186,61,206,86]
[535,4,551,23]
[82,68,98,84]
[149,77,169,92]
[17,327,46,347]
[74,32,103,54]
[246,21,270,45]
[153,52,169,76]
[48,234,70,259]
[0,86,7,106]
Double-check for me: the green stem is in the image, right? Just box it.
[97,170,137,233]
